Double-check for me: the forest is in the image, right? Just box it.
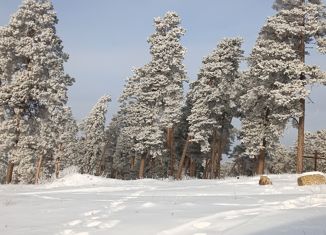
[0,0,326,184]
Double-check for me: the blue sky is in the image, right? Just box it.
[1,0,326,146]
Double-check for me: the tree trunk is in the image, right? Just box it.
[54,157,60,179]
[203,159,210,179]
[139,155,146,179]
[210,130,218,179]
[176,135,191,180]
[96,143,109,176]
[6,161,14,184]
[296,0,306,174]
[7,111,22,184]
[190,160,196,177]
[167,127,176,177]
[296,99,305,173]
[130,155,135,170]
[256,138,266,175]
[216,130,225,179]
[35,155,44,184]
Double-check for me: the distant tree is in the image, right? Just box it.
[267,144,295,174]
[188,38,243,179]
[0,0,74,183]
[52,107,78,177]
[78,95,111,175]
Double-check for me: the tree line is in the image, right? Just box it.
[0,0,325,184]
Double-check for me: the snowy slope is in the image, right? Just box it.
[1,174,326,235]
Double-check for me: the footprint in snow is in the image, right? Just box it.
[192,221,211,229]
[83,210,100,216]
[224,215,240,220]
[99,220,120,229]
[86,220,102,228]
[60,230,89,235]
[67,220,82,226]
[142,202,155,208]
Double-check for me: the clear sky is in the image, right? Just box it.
[0,0,325,146]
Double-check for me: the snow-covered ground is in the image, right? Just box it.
[1,174,326,235]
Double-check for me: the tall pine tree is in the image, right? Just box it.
[0,0,74,183]
[188,38,243,178]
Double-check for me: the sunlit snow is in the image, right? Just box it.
[1,174,326,235]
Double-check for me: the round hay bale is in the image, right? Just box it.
[297,173,326,186]
[259,175,272,185]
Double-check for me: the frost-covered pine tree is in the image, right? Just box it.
[240,0,326,174]
[118,12,187,178]
[102,114,124,178]
[78,95,111,175]
[265,0,326,173]
[188,38,243,179]
[0,0,74,183]
[52,107,78,176]
[147,11,187,176]
[119,65,165,178]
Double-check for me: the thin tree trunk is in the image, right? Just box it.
[96,143,109,176]
[35,155,44,184]
[256,138,266,175]
[139,154,146,179]
[296,0,306,174]
[167,127,176,177]
[6,161,14,184]
[176,135,191,180]
[190,160,196,177]
[7,111,21,183]
[130,155,135,170]
[210,130,218,179]
[203,159,210,179]
[297,99,305,173]
[216,130,225,179]
[55,157,60,179]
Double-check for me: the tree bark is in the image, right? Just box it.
[296,99,305,173]
[190,160,196,177]
[256,138,266,175]
[130,155,135,170]
[35,155,44,184]
[7,111,22,183]
[210,130,219,179]
[6,161,14,184]
[167,127,176,177]
[139,155,146,179]
[296,0,306,174]
[55,157,60,179]
[216,129,225,179]
[203,159,210,179]
[176,135,191,180]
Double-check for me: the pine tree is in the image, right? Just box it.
[240,0,326,174]
[147,12,187,176]
[188,38,243,178]
[118,12,187,178]
[52,106,78,177]
[0,0,74,183]
[78,95,111,175]
[266,0,326,173]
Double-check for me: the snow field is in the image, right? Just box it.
[1,174,326,235]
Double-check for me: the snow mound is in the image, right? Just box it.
[301,171,325,176]
[47,173,109,188]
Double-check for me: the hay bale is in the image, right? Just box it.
[259,175,272,185]
[297,173,326,186]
